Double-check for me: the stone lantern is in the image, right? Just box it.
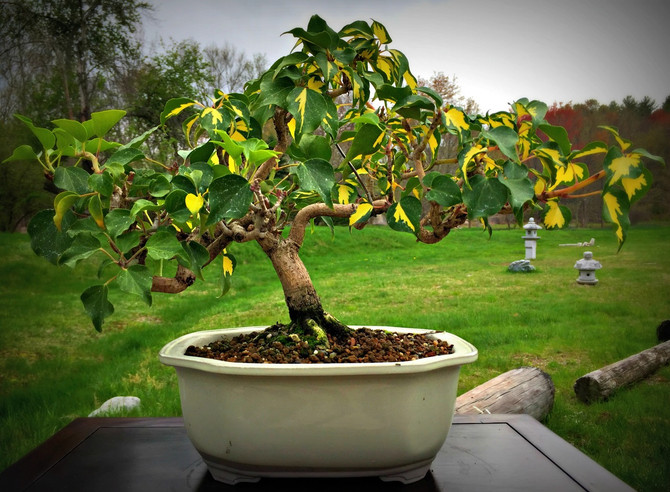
[522,218,542,260]
[574,251,602,285]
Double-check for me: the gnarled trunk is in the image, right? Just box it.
[257,234,350,342]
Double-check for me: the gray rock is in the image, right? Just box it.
[508,259,535,273]
[89,396,141,417]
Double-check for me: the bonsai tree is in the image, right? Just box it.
[3,16,663,341]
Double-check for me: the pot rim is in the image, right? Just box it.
[159,326,477,376]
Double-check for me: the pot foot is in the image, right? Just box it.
[205,461,261,485]
[379,462,431,484]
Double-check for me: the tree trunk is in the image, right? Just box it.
[257,234,350,341]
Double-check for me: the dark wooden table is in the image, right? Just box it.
[0,414,633,491]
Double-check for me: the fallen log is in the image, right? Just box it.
[574,340,670,404]
[455,367,555,421]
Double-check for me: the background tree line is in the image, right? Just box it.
[0,0,266,231]
[0,1,667,232]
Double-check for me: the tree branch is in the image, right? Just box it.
[288,200,389,248]
[542,170,606,200]
[151,264,196,294]
[252,107,291,182]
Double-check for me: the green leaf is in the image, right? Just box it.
[295,158,335,207]
[105,209,134,238]
[52,118,88,142]
[114,230,141,254]
[130,199,161,219]
[206,175,253,224]
[483,126,520,163]
[287,87,327,137]
[498,161,534,208]
[28,209,75,264]
[387,196,422,235]
[59,234,102,268]
[165,190,191,223]
[106,147,145,168]
[84,138,120,154]
[425,175,462,207]
[179,241,210,280]
[121,125,160,149]
[117,265,152,306]
[289,134,332,162]
[461,175,509,219]
[14,114,56,150]
[148,174,171,197]
[630,148,665,166]
[344,123,385,162]
[91,110,126,138]
[66,217,102,237]
[54,166,91,194]
[88,172,114,196]
[80,285,114,332]
[88,194,105,229]
[538,124,571,155]
[2,144,39,163]
[255,76,294,109]
[146,230,183,260]
[54,191,81,230]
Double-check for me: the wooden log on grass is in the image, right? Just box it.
[455,367,555,420]
[574,340,670,404]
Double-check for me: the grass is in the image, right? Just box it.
[1,224,669,490]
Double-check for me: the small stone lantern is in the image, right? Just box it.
[522,218,542,260]
[574,251,602,285]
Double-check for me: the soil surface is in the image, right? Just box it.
[185,325,455,364]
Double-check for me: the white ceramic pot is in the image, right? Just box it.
[159,326,477,485]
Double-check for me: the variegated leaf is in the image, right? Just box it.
[349,202,373,226]
[602,186,630,248]
[541,200,571,229]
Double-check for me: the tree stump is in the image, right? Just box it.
[574,340,670,404]
[657,320,670,342]
[455,367,555,420]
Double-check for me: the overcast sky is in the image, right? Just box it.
[143,0,670,113]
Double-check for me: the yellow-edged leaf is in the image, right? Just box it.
[534,177,546,196]
[621,173,648,201]
[185,193,204,215]
[608,154,641,183]
[393,202,415,232]
[543,200,567,229]
[287,118,296,138]
[445,107,469,132]
[167,102,196,119]
[201,107,224,125]
[403,71,417,91]
[372,20,392,44]
[550,162,587,190]
[461,144,486,178]
[376,57,394,80]
[307,77,324,92]
[337,184,354,204]
[603,192,624,242]
[349,202,373,226]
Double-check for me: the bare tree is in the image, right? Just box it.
[203,43,268,93]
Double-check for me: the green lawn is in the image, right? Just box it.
[1,224,669,490]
